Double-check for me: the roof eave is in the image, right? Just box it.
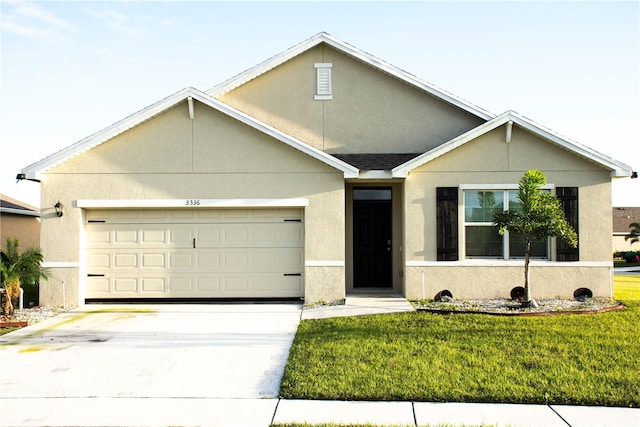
[20,87,199,178]
[0,207,40,217]
[21,87,359,180]
[392,111,634,178]
[207,32,494,121]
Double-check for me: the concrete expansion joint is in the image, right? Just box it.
[549,404,576,427]
[271,398,281,426]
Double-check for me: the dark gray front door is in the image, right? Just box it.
[353,188,392,288]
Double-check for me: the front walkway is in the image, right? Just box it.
[301,294,415,319]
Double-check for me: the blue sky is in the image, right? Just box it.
[1,0,638,207]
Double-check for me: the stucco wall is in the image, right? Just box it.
[403,123,614,299]
[405,264,612,300]
[0,214,40,250]
[219,44,485,154]
[39,101,346,306]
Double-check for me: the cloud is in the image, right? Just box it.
[0,1,72,43]
[12,1,72,29]
[80,4,146,39]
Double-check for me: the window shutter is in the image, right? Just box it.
[437,187,458,261]
[556,187,579,261]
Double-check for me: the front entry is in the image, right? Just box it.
[353,188,392,288]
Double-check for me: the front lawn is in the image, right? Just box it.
[280,277,640,407]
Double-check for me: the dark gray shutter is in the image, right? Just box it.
[556,187,579,261]
[437,187,458,261]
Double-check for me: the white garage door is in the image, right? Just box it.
[85,208,304,299]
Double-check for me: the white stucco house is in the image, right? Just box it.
[18,33,634,306]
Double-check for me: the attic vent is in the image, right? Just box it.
[314,63,333,100]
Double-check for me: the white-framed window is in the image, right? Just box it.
[314,63,333,100]
[463,189,549,259]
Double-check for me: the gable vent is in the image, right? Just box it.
[314,63,333,100]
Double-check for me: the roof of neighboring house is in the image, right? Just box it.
[0,194,40,217]
[392,110,634,178]
[613,207,640,233]
[333,153,422,171]
[206,32,495,121]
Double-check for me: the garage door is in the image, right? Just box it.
[85,208,304,299]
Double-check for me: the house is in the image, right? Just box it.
[0,194,40,251]
[613,207,640,253]
[18,33,634,307]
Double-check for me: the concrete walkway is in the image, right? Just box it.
[301,293,415,319]
[2,298,638,427]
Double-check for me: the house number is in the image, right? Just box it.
[185,199,201,206]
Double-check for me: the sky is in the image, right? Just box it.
[1,0,638,208]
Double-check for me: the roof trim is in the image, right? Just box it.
[20,87,359,180]
[0,207,40,217]
[392,111,634,178]
[206,32,494,121]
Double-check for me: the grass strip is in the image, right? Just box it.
[280,277,640,407]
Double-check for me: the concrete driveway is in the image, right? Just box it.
[1,303,301,414]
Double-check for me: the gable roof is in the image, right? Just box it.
[206,32,494,121]
[19,87,359,181]
[392,110,634,178]
[613,207,640,233]
[0,194,39,217]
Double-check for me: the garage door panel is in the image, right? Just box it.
[142,229,167,244]
[114,278,138,292]
[169,253,194,269]
[114,229,138,244]
[87,277,110,293]
[169,227,195,247]
[88,208,302,223]
[142,278,165,292]
[86,208,304,299]
[88,253,111,268]
[169,277,194,293]
[196,277,220,292]
[142,253,166,268]
[87,229,112,246]
[114,253,138,268]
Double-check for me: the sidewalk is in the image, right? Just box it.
[3,397,638,426]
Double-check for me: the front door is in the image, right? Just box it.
[353,188,392,288]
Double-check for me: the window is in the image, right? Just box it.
[314,63,332,100]
[464,190,548,259]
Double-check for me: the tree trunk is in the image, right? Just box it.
[2,280,20,316]
[2,288,14,316]
[523,238,539,308]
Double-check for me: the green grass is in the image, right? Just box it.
[280,277,640,407]
[615,275,640,301]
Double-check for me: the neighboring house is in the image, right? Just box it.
[17,33,634,307]
[613,207,640,253]
[0,194,40,251]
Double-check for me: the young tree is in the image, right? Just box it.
[624,222,640,246]
[492,170,577,308]
[1,238,49,316]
